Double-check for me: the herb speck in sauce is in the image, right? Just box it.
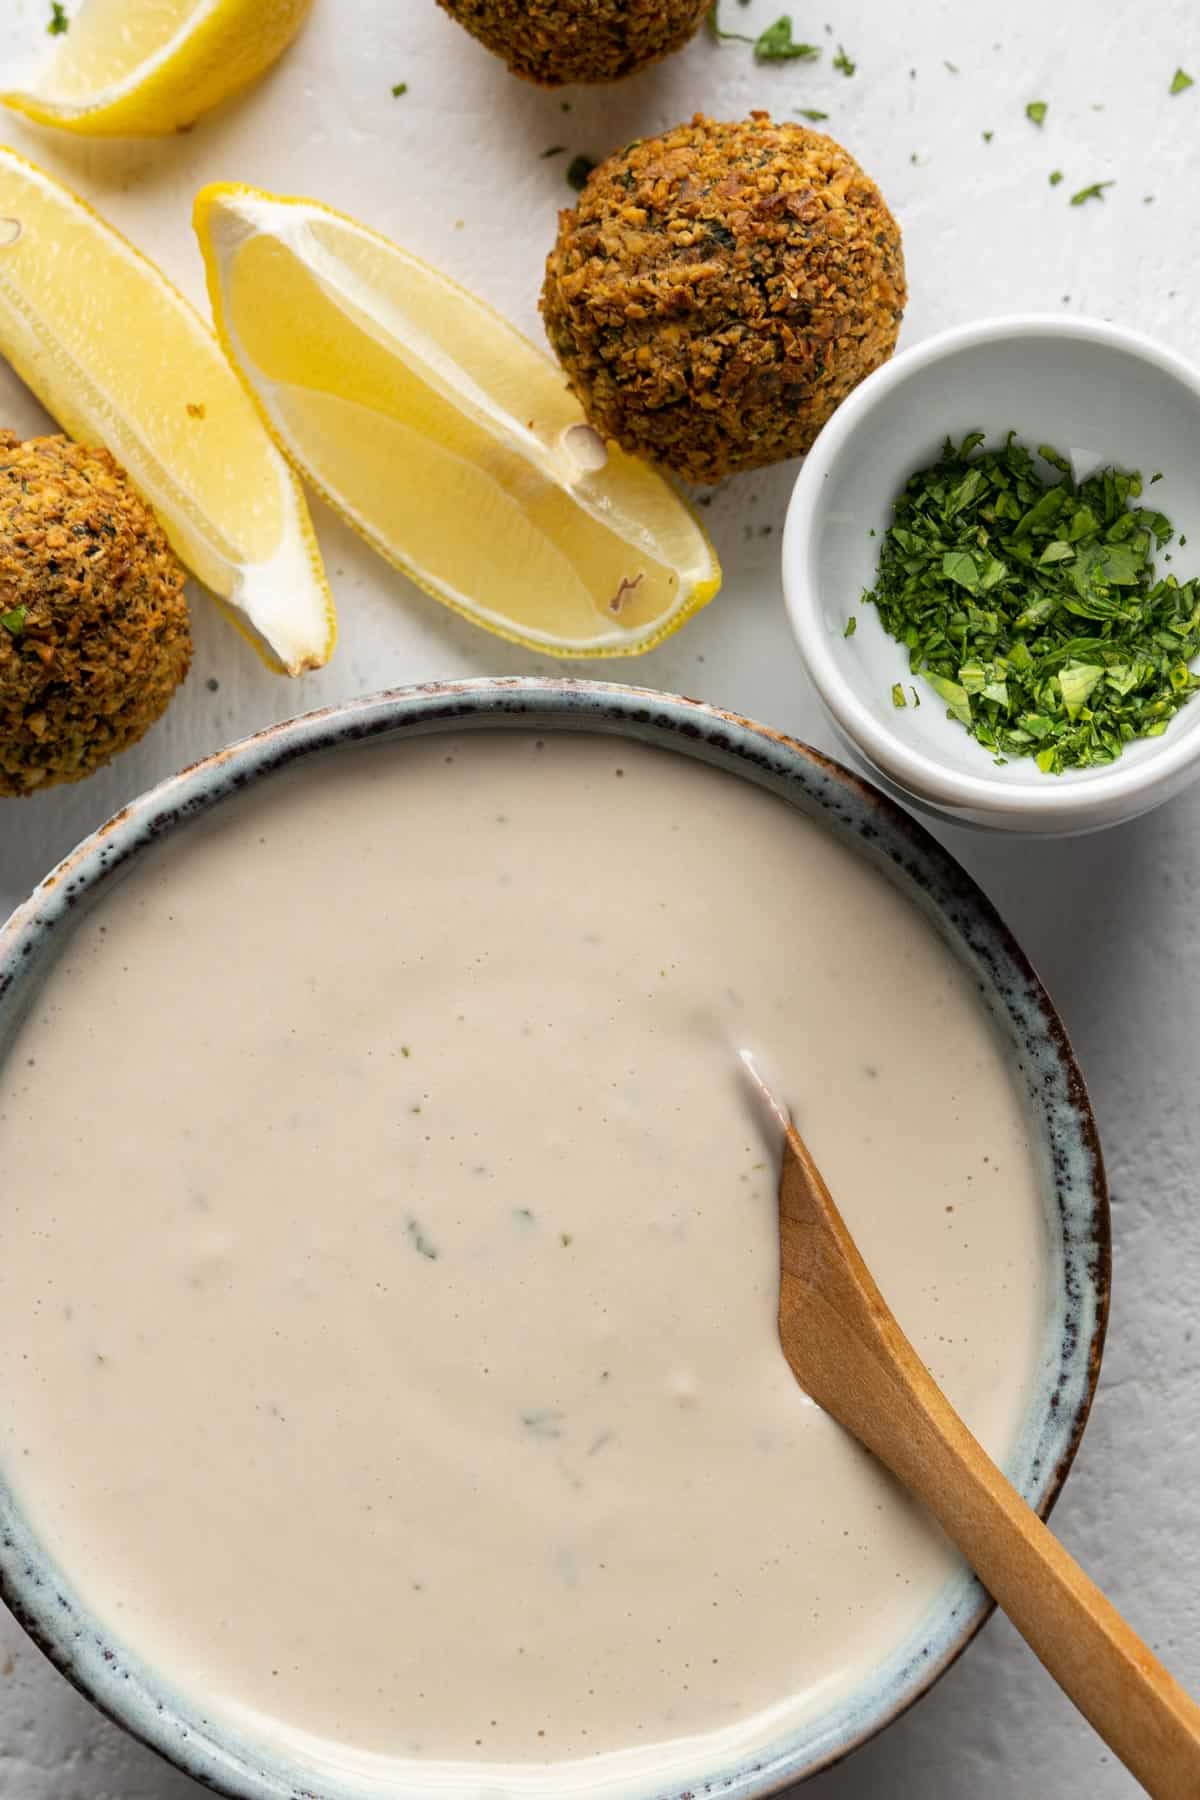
[521,1409,564,1440]
[862,432,1200,773]
[405,1217,439,1260]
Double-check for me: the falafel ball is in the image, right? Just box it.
[0,433,191,797]
[541,113,907,483]
[436,0,710,86]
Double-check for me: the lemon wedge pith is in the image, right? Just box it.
[194,183,720,658]
[0,150,333,674]
[2,0,313,137]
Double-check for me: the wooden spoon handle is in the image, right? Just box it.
[778,1136,1200,1798]
[858,1347,1200,1798]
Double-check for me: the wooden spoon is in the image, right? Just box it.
[741,1054,1200,1799]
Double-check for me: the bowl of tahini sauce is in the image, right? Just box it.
[0,680,1108,1800]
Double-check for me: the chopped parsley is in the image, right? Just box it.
[0,605,26,636]
[47,1,68,31]
[405,1217,438,1260]
[982,129,994,142]
[1170,67,1194,95]
[706,5,752,41]
[797,107,829,121]
[1025,100,1047,126]
[566,154,595,192]
[832,42,856,75]
[521,1409,564,1439]
[390,80,407,97]
[1049,169,1064,185]
[1070,180,1114,205]
[863,431,1200,774]
[753,16,820,60]
[707,7,819,60]
[844,614,857,637]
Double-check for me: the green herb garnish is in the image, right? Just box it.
[521,1408,564,1439]
[1070,180,1113,205]
[1049,169,1064,185]
[832,42,856,75]
[753,16,820,60]
[390,81,407,97]
[405,1217,438,1260]
[797,107,829,120]
[844,614,857,637]
[1025,100,1047,126]
[863,431,1200,774]
[0,606,26,636]
[1170,67,1194,95]
[707,8,819,60]
[47,1,68,33]
[982,129,994,143]
[706,4,752,41]
[566,155,595,192]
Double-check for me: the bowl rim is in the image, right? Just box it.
[0,677,1111,1800]
[781,312,1200,820]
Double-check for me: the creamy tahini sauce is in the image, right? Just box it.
[0,733,1047,1790]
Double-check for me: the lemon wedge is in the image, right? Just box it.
[194,183,720,658]
[0,150,333,674]
[2,0,313,137]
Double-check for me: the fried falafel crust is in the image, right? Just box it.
[437,0,710,86]
[541,113,907,483]
[0,433,191,796]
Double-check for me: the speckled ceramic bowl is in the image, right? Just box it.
[0,679,1108,1800]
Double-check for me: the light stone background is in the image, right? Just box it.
[0,1,1196,1794]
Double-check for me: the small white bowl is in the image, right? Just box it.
[782,316,1200,834]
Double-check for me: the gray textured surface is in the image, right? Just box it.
[0,0,1195,1794]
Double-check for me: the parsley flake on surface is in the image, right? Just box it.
[982,129,994,143]
[390,80,408,96]
[706,4,753,41]
[707,8,819,60]
[832,42,856,75]
[1049,169,1064,185]
[566,154,595,192]
[1,606,27,636]
[1170,67,1194,95]
[47,1,68,32]
[1070,180,1113,205]
[1025,100,1047,126]
[797,107,829,120]
[753,16,820,60]
[862,432,1200,774]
